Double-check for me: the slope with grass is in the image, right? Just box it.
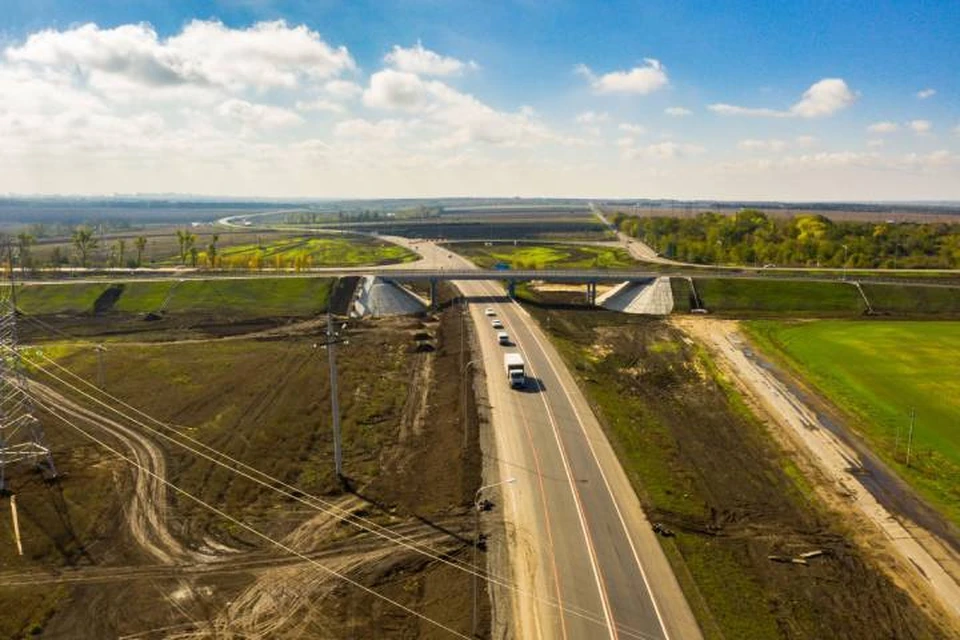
[11,278,333,318]
[692,278,866,316]
[744,320,960,529]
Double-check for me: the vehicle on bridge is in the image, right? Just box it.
[504,353,525,388]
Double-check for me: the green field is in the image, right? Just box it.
[10,278,332,317]
[693,279,866,316]
[452,242,639,269]
[204,235,416,268]
[745,320,960,527]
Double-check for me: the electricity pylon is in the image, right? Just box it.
[0,245,57,493]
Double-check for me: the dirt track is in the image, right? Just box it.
[0,291,485,638]
[678,317,960,630]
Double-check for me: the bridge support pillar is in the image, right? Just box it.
[586,281,597,306]
[507,280,516,299]
[429,278,438,310]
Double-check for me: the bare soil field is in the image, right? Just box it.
[518,291,949,639]
[0,282,485,638]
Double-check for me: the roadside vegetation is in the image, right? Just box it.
[610,209,960,269]
[452,241,638,269]
[744,320,960,531]
[518,299,944,639]
[210,235,416,269]
[10,227,416,270]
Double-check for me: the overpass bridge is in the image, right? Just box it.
[375,268,664,305]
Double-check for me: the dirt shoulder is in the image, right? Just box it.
[677,317,960,634]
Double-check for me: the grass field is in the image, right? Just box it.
[209,235,417,268]
[452,241,638,269]
[10,278,332,317]
[744,320,960,528]
[693,279,866,316]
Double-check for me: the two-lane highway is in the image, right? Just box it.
[462,277,700,639]
[382,234,705,639]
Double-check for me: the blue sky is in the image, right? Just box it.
[1,0,958,199]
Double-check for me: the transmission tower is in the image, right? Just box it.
[0,245,57,494]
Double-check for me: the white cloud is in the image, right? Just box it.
[908,119,932,134]
[709,78,857,118]
[575,59,668,95]
[334,118,406,139]
[618,123,647,135]
[324,79,362,99]
[294,98,345,114]
[795,135,817,148]
[217,99,303,128]
[664,106,692,117]
[362,68,562,149]
[867,139,885,148]
[363,69,430,111]
[623,141,705,160]
[6,20,355,94]
[575,111,609,124]
[384,41,476,77]
[916,88,936,99]
[738,138,787,152]
[867,121,899,134]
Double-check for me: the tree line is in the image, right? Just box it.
[610,209,960,269]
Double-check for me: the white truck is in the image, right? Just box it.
[504,353,525,389]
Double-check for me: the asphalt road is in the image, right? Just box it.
[398,239,701,639]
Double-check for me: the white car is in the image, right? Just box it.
[492,319,504,329]
[484,307,496,316]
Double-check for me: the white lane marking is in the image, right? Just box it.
[512,298,672,640]
[480,281,619,640]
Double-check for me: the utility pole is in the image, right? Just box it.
[95,344,106,389]
[905,407,916,467]
[326,314,343,481]
[842,244,849,281]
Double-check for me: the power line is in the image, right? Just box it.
[38,400,472,640]
[11,319,656,638]
[16,348,634,636]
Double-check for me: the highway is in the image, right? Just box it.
[407,240,700,639]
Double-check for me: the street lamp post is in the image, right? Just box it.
[473,477,516,638]
[842,244,849,281]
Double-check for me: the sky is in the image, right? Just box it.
[1,0,958,200]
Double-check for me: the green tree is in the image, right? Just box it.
[207,233,220,268]
[113,239,126,267]
[16,232,35,270]
[135,236,148,267]
[176,229,196,265]
[72,227,98,267]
